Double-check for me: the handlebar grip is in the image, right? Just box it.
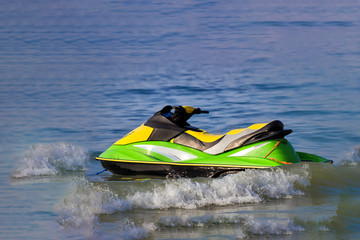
[193,108,209,114]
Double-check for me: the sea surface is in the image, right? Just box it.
[1,0,360,239]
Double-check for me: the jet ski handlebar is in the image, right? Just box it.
[198,110,209,114]
[192,108,209,114]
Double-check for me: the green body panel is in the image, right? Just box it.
[297,151,331,163]
[98,138,314,168]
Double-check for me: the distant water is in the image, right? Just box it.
[1,0,360,239]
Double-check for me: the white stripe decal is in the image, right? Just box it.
[229,142,270,157]
[133,145,198,162]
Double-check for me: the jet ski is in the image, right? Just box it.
[96,105,332,178]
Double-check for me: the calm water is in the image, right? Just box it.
[1,0,360,239]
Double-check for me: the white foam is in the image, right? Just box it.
[55,178,132,228]
[157,214,305,238]
[243,217,305,236]
[116,221,156,240]
[158,214,245,228]
[319,225,330,232]
[54,166,313,239]
[12,143,88,178]
[55,178,153,239]
[341,146,360,165]
[127,166,310,209]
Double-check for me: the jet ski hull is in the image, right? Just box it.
[96,109,331,178]
[99,160,249,178]
[96,139,331,178]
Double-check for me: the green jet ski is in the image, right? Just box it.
[96,105,332,178]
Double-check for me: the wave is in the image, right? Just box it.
[55,163,360,239]
[155,214,333,239]
[157,214,306,234]
[56,176,333,240]
[250,20,355,28]
[153,214,308,240]
[55,178,132,228]
[11,143,89,178]
[55,178,143,239]
[55,166,310,237]
[127,165,309,209]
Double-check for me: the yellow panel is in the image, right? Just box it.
[226,128,246,135]
[182,106,195,114]
[186,130,224,142]
[114,124,153,145]
[227,122,268,134]
[248,123,267,130]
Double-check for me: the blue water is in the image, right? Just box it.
[1,0,360,239]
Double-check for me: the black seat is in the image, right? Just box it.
[224,120,292,152]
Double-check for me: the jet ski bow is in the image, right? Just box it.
[96,105,332,178]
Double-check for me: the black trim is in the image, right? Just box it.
[173,132,224,151]
[100,160,247,178]
[144,113,187,141]
[144,111,223,151]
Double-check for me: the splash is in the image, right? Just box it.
[158,214,305,236]
[115,220,156,240]
[55,178,132,228]
[243,216,305,236]
[155,214,337,238]
[127,166,310,209]
[55,178,155,239]
[55,166,314,239]
[55,166,310,227]
[12,143,88,178]
[340,146,360,166]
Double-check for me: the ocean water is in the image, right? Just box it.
[1,0,360,239]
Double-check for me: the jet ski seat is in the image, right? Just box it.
[172,120,292,154]
[144,112,292,155]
